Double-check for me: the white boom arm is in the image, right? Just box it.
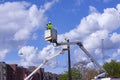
[25,49,66,80]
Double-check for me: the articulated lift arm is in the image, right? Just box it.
[57,42,105,72]
[57,41,107,79]
[76,42,105,72]
[44,25,106,79]
[76,42,108,79]
[25,49,66,80]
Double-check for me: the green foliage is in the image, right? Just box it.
[59,71,68,80]
[59,68,82,80]
[71,68,82,80]
[103,60,120,77]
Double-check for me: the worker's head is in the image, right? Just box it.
[46,22,53,30]
[46,22,52,26]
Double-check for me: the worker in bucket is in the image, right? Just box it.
[46,22,53,30]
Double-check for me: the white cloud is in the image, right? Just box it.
[45,59,57,68]
[14,29,30,41]
[84,30,108,49]
[18,45,60,68]
[38,45,55,60]
[73,48,87,62]
[110,33,120,43]
[40,0,59,13]
[18,46,38,67]
[118,49,120,54]
[86,62,95,68]
[18,3,120,69]
[105,49,120,63]
[38,45,61,68]
[89,6,98,13]
[58,5,120,66]
[117,4,120,12]
[58,12,101,42]
[0,0,58,60]
[0,49,9,60]
[98,8,120,31]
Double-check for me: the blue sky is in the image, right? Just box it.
[0,0,120,74]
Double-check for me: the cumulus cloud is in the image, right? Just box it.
[38,45,56,60]
[18,45,60,68]
[18,46,38,67]
[74,48,88,62]
[19,3,120,69]
[59,5,120,42]
[110,33,120,43]
[40,0,58,13]
[0,49,9,60]
[89,6,98,13]
[0,0,58,60]
[38,45,61,68]
[57,4,120,68]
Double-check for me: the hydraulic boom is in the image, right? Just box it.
[25,49,66,80]
[57,42,105,72]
